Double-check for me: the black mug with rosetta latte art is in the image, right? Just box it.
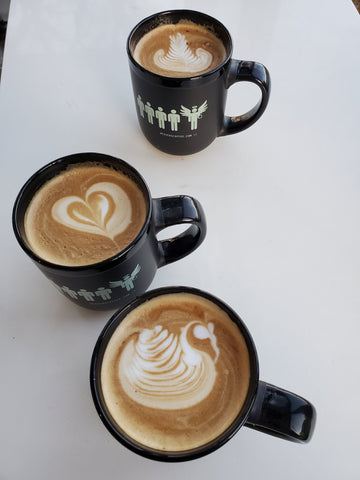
[90,287,316,462]
[12,153,206,310]
[127,10,271,155]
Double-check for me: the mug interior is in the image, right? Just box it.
[90,286,259,462]
[12,152,152,272]
[127,9,233,71]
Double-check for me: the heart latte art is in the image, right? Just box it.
[133,22,227,77]
[51,182,132,241]
[24,164,147,266]
[100,293,251,452]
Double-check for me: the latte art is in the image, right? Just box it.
[154,33,213,74]
[52,182,132,241]
[101,293,251,452]
[119,322,219,409]
[133,22,227,77]
[24,164,147,266]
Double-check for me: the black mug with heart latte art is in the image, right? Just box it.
[12,153,206,310]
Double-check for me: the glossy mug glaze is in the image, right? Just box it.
[127,10,271,155]
[13,153,206,310]
[91,287,316,461]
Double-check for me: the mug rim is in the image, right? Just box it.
[90,286,260,462]
[12,152,153,275]
[126,9,234,82]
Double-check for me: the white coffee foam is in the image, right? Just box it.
[153,33,213,74]
[118,321,219,409]
[51,182,131,241]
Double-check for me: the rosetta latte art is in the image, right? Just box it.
[51,182,132,240]
[154,33,213,74]
[119,321,219,409]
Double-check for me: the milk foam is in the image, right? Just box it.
[133,22,227,78]
[51,182,131,241]
[119,321,219,409]
[24,165,147,266]
[153,33,213,74]
[100,292,251,452]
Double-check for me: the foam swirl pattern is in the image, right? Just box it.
[119,321,219,409]
[100,293,251,451]
[153,33,213,74]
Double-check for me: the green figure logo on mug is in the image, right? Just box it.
[127,10,271,154]
[137,94,208,133]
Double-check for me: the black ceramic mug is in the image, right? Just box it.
[90,286,316,462]
[127,10,271,155]
[12,153,206,311]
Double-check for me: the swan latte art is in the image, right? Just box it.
[24,163,147,266]
[100,292,251,452]
[133,22,227,77]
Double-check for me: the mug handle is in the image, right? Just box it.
[245,381,316,443]
[220,60,271,136]
[152,195,206,267]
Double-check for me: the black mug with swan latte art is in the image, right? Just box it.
[90,286,316,461]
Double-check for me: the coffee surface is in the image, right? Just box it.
[24,163,147,266]
[133,22,227,77]
[101,292,250,452]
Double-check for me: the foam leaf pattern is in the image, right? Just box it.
[153,33,213,73]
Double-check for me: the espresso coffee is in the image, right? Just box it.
[24,163,147,266]
[133,21,227,77]
[100,292,250,452]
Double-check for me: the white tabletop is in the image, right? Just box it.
[1,0,359,478]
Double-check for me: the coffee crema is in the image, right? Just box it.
[24,164,147,266]
[133,22,227,77]
[100,292,250,452]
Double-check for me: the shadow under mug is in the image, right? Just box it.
[127,10,271,155]
[90,286,316,462]
[12,153,206,311]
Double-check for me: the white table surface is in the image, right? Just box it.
[1,0,359,478]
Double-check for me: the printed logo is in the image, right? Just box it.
[109,264,141,291]
[137,95,208,132]
[52,264,141,303]
[180,102,208,130]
